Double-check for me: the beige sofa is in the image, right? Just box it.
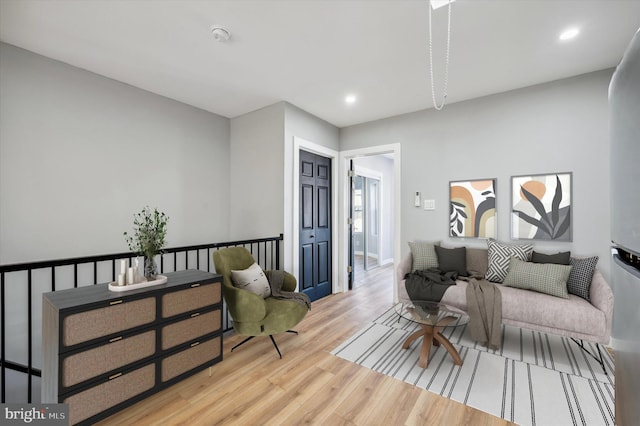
[396,249,614,345]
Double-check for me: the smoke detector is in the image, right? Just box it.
[210,25,231,42]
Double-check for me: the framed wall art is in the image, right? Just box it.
[449,178,496,238]
[511,172,572,241]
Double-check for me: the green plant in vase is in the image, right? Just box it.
[123,206,169,280]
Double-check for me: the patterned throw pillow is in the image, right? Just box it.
[230,262,271,298]
[485,238,534,283]
[503,257,571,298]
[408,241,440,271]
[567,256,599,301]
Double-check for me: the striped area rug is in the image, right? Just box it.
[331,307,615,426]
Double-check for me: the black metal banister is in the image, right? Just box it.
[0,234,283,404]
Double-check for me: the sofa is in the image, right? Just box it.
[396,239,614,345]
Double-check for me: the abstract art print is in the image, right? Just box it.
[511,172,572,241]
[449,179,496,238]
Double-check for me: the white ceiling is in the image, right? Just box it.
[1,0,639,128]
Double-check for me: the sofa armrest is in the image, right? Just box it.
[589,269,614,341]
[397,252,412,284]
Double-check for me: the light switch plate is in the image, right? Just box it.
[424,199,435,210]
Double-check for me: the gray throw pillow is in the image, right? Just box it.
[567,256,599,301]
[434,246,467,275]
[466,248,489,277]
[532,250,571,265]
[485,238,533,283]
[503,257,571,299]
[408,240,440,271]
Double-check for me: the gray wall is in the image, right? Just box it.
[340,70,613,279]
[0,43,231,263]
[229,102,286,239]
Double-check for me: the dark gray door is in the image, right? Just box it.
[299,150,332,301]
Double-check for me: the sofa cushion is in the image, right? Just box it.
[532,250,571,265]
[485,238,533,283]
[503,257,571,298]
[230,262,271,298]
[408,241,440,271]
[567,256,599,301]
[466,248,488,277]
[435,246,467,275]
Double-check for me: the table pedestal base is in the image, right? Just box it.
[402,319,463,368]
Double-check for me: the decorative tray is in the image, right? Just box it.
[108,275,168,292]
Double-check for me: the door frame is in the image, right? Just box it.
[339,143,402,298]
[286,136,339,295]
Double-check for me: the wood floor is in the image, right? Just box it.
[97,263,515,426]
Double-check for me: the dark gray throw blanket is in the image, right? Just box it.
[266,270,311,310]
[466,278,502,350]
[404,268,458,302]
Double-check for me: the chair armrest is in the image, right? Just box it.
[264,270,298,292]
[223,285,267,322]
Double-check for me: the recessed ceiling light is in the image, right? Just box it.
[559,27,579,41]
[431,0,456,10]
[345,95,357,104]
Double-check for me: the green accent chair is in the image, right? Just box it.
[213,246,308,357]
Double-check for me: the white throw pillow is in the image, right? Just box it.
[230,263,271,298]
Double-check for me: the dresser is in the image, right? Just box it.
[42,269,223,425]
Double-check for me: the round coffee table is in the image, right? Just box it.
[394,301,468,368]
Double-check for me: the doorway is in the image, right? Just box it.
[353,174,381,271]
[350,154,395,289]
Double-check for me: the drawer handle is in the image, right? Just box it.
[109,336,123,343]
[190,341,200,347]
[191,312,200,318]
[191,283,201,288]
[109,300,123,305]
[109,372,122,380]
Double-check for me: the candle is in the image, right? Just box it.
[118,273,126,286]
[127,267,135,285]
[120,259,127,276]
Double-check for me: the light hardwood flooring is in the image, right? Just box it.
[97,263,515,426]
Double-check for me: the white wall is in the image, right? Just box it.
[0,43,231,263]
[340,70,613,279]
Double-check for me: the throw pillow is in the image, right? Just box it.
[567,256,599,301]
[466,248,489,277]
[503,257,571,298]
[408,241,440,271]
[532,250,571,265]
[434,246,467,275]
[230,262,271,298]
[485,238,534,283]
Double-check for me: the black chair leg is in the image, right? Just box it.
[269,335,282,359]
[286,330,299,335]
[231,336,255,352]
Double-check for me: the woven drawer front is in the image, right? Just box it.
[62,330,156,388]
[64,363,155,425]
[162,282,221,318]
[161,337,220,382]
[63,297,156,347]
[161,310,221,350]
